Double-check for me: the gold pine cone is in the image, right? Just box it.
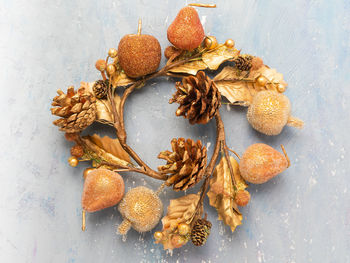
[191,217,212,246]
[170,71,221,125]
[158,138,207,191]
[234,55,253,71]
[51,86,96,133]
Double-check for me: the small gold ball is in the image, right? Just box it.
[83,168,94,179]
[154,231,163,241]
[171,234,187,248]
[68,156,79,167]
[108,48,118,58]
[106,64,116,75]
[204,36,218,50]
[225,39,235,48]
[95,59,107,72]
[256,76,268,86]
[277,83,286,93]
[177,223,191,236]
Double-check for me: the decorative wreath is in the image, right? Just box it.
[50,3,303,250]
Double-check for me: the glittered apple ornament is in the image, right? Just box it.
[167,6,205,51]
[239,143,289,184]
[82,168,125,212]
[247,90,304,136]
[118,186,163,235]
[118,20,161,78]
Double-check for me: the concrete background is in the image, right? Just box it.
[1,0,349,262]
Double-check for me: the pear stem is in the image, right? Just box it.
[137,19,142,35]
[280,144,291,168]
[287,116,304,129]
[189,3,216,8]
[82,210,86,231]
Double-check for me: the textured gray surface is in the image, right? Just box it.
[1,0,350,262]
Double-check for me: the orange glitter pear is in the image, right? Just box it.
[167,6,205,51]
[81,168,125,212]
[239,144,289,184]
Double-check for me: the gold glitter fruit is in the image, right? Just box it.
[239,143,288,184]
[118,186,163,234]
[247,90,303,135]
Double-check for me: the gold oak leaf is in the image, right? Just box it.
[81,134,131,167]
[110,71,135,88]
[207,156,247,232]
[168,60,208,75]
[167,44,239,75]
[202,45,239,70]
[213,65,288,106]
[110,58,135,88]
[249,65,288,89]
[156,194,201,250]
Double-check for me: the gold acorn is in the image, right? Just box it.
[118,186,163,235]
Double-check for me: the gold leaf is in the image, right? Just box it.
[81,134,131,167]
[202,45,239,70]
[95,95,121,124]
[250,65,288,89]
[88,134,130,164]
[213,66,286,106]
[156,194,200,250]
[214,81,255,107]
[207,156,247,232]
[110,71,135,87]
[168,60,208,75]
[80,81,121,123]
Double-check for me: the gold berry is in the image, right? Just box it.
[95,59,107,72]
[106,64,116,75]
[177,223,191,236]
[154,231,163,241]
[256,76,268,87]
[83,168,95,179]
[204,36,218,50]
[108,48,118,58]
[235,190,251,206]
[171,234,187,248]
[70,145,84,158]
[68,156,79,167]
[225,39,235,48]
[64,132,79,142]
[277,83,286,93]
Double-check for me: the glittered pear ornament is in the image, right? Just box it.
[118,186,163,235]
[167,6,205,51]
[82,168,125,212]
[239,144,289,184]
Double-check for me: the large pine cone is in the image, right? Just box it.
[158,138,207,191]
[169,71,221,125]
[51,86,96,133]
[191,218,212,246]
